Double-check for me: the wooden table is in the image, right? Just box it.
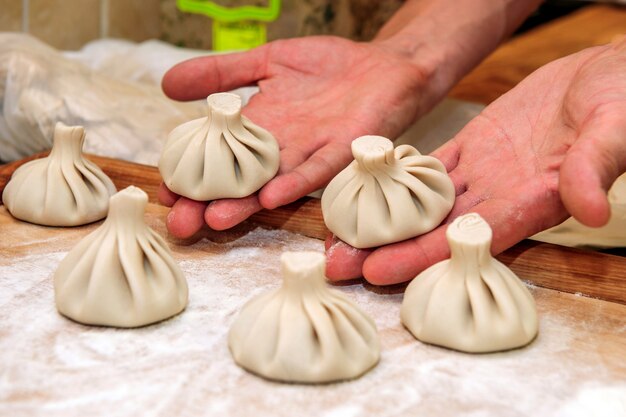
[1,5,626,417]
[2,5,625,305]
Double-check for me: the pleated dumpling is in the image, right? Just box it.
[401,213,539,353]
[54,186,188,328]
[159,92,280,200]
[229,252,380,383]
[2,122,116,226]
[321,135,455,249]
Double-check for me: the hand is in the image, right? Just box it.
[159,36,438,238]
[326,38,626,285]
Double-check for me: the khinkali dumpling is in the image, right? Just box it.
[54,186,188,327]
[229,251,380,383]
[401,213,538,353]
[159,92,279,200]
[321,135,455,249]
[2,122,116,226]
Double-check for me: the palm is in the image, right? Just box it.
[327,41,626,284]
[160,36,432,236]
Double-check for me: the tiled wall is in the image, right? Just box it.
[0,0,161,49]
[0,0,403,50]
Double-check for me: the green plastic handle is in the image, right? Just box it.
[176,0,281,22]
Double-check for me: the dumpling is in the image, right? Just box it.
[158,92,280,200]
[401,213,539,353]
[2,122,116,226]
[321,135,455,249]
[229,251,380,383]
[54,186,188,328]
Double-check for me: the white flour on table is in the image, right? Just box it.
[1,216,625,417]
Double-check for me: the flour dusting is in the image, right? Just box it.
[1,216,625,417]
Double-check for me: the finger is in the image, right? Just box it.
[430,137,461,173]
[363,193,565,285]
[560,104,626,227]
[204,195,263,231]
[158,183,179,207]
[276,145,315,175]
[259,141,353,209]
[362,226,449,286]
[162,46,269,101]
[324,234,373,281]
[166,197,208,238]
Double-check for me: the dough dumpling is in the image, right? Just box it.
[54,186,188,328]
[2,122,116,226]
[159,92,279,200]
[401,213,539,353]
[321,135,455,248]
[229,251,380,383]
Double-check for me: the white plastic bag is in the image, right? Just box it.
[0,33,205,164]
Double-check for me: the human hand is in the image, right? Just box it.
[326,38,626,284]
[159,36,439,238]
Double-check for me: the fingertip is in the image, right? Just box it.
[362,234,449,285]
[324,237,371,281]
[166,198,207,238]
[162,47,268,101]
[161,61,192,100]
[157,183,179,207]
[560,149,612,227]
[204,195,263,230]
[258,176,301,209]
[362,248,416,286]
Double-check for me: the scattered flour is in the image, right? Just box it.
[0,225,624,417]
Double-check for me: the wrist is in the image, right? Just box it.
[372,0,543,102]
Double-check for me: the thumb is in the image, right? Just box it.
[162,45,269,101]
[559,104,626,227]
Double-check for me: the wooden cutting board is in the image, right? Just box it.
[1,203,625,417]
[1,4,626,304]
[2,152,626,306]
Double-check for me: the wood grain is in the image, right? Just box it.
[0,152,328,237]
[2,152,625,305]
[1,5,626,304]
[499,240,626,305]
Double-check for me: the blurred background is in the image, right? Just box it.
[0,0,615,50]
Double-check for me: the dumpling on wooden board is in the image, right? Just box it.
[229,251,380,383]
[2,122,116,226]
[401,213,539,353]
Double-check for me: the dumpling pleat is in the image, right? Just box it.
[321,292,378,364]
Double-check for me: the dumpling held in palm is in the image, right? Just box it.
[159,92,279,201]
[322,135,455,248]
